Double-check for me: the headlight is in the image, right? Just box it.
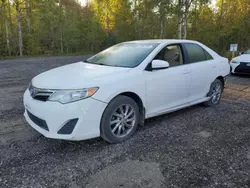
[231,60,240,64]
[48,87,98,104]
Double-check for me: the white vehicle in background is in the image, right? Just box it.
[23,40,230,143]
[230,49,250,75]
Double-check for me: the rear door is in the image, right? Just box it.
[183,43,219,102]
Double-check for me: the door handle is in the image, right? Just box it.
[183,70,190,75]
[212,66,217,68]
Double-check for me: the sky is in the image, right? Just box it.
[78,0,88,6]
[212,0,217,6]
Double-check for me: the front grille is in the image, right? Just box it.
[29,84,53,101]
[27,110,49,131]
[235,62,250,74]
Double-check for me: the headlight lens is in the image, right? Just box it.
[48,87,98,104]
[231,60,240,64]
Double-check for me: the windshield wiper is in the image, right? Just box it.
[84,59,92,64]
[97,63,109,66]
[84,60,119,67]
[84,60,105,65]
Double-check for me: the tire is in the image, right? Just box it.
[100,95,140,143]
[203,79,223,106]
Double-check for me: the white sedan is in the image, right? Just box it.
[230,49,250,75]
[23,40,230,143]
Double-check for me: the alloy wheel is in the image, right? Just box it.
[211,82,222,104]
[110,104,136,138]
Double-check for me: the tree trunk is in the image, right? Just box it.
[59,0,64,54]
[183,0,193,39]
[2,0,11,56]
[105,0,111,31]
[183,10,188,39]
[7,0,13,31]
[134,0,138,38]
[159,3,166,39]
[25,0,31,32]
[16,0,23,56]
[50,20,55,50]
[178,0,183,39]
[178,15,182,39]
[160,16,165,39]
[217,0,224,53]
[5,20,11,56]
[191,0,197,33]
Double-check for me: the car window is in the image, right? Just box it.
[245,49,250,54]
[184,43,207,63]
[154,44,183,67]
[204,49,213,60]
[87,43,159,68]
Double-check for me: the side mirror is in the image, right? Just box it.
[239,52,244,55]
[151,60,169,70]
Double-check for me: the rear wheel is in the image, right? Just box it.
[100,95,139,143]
[203,79,223,106]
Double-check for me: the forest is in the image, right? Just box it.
[0,0,249,58]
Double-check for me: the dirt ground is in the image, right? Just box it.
[0,56,250,188]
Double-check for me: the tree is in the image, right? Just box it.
[15,0,23,56]
[177,0,183,39]
[1,0,11,56]
[183,0,194,39]
[25,0,31,32]
[157,0,172,39]
[59,0,64,54]
[0,0,249,58]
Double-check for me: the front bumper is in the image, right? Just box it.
[230,62,250,74]
[23,90,107,141]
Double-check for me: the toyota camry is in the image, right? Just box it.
[23,40,230,143]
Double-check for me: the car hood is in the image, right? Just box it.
[234,54,250,63]
[32,62,131,89]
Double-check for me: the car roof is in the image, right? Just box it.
[124,39,198,44]
[123,39,220,58]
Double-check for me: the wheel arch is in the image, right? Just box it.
[108,91,145,125]
[207,76,225,97]
[216,76,225,89]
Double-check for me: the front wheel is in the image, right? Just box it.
[203,79,223,106]
[100,95,139,143]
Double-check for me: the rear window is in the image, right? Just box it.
[184,43,212,63]
[204,49,213,60]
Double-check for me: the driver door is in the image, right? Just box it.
[144,44,191,117]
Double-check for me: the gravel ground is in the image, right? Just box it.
[0,56,250,188]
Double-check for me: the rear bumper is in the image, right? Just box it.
[23,90,107,141]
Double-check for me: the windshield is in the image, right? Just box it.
[244,49,250,54]
[86,43,159,68]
